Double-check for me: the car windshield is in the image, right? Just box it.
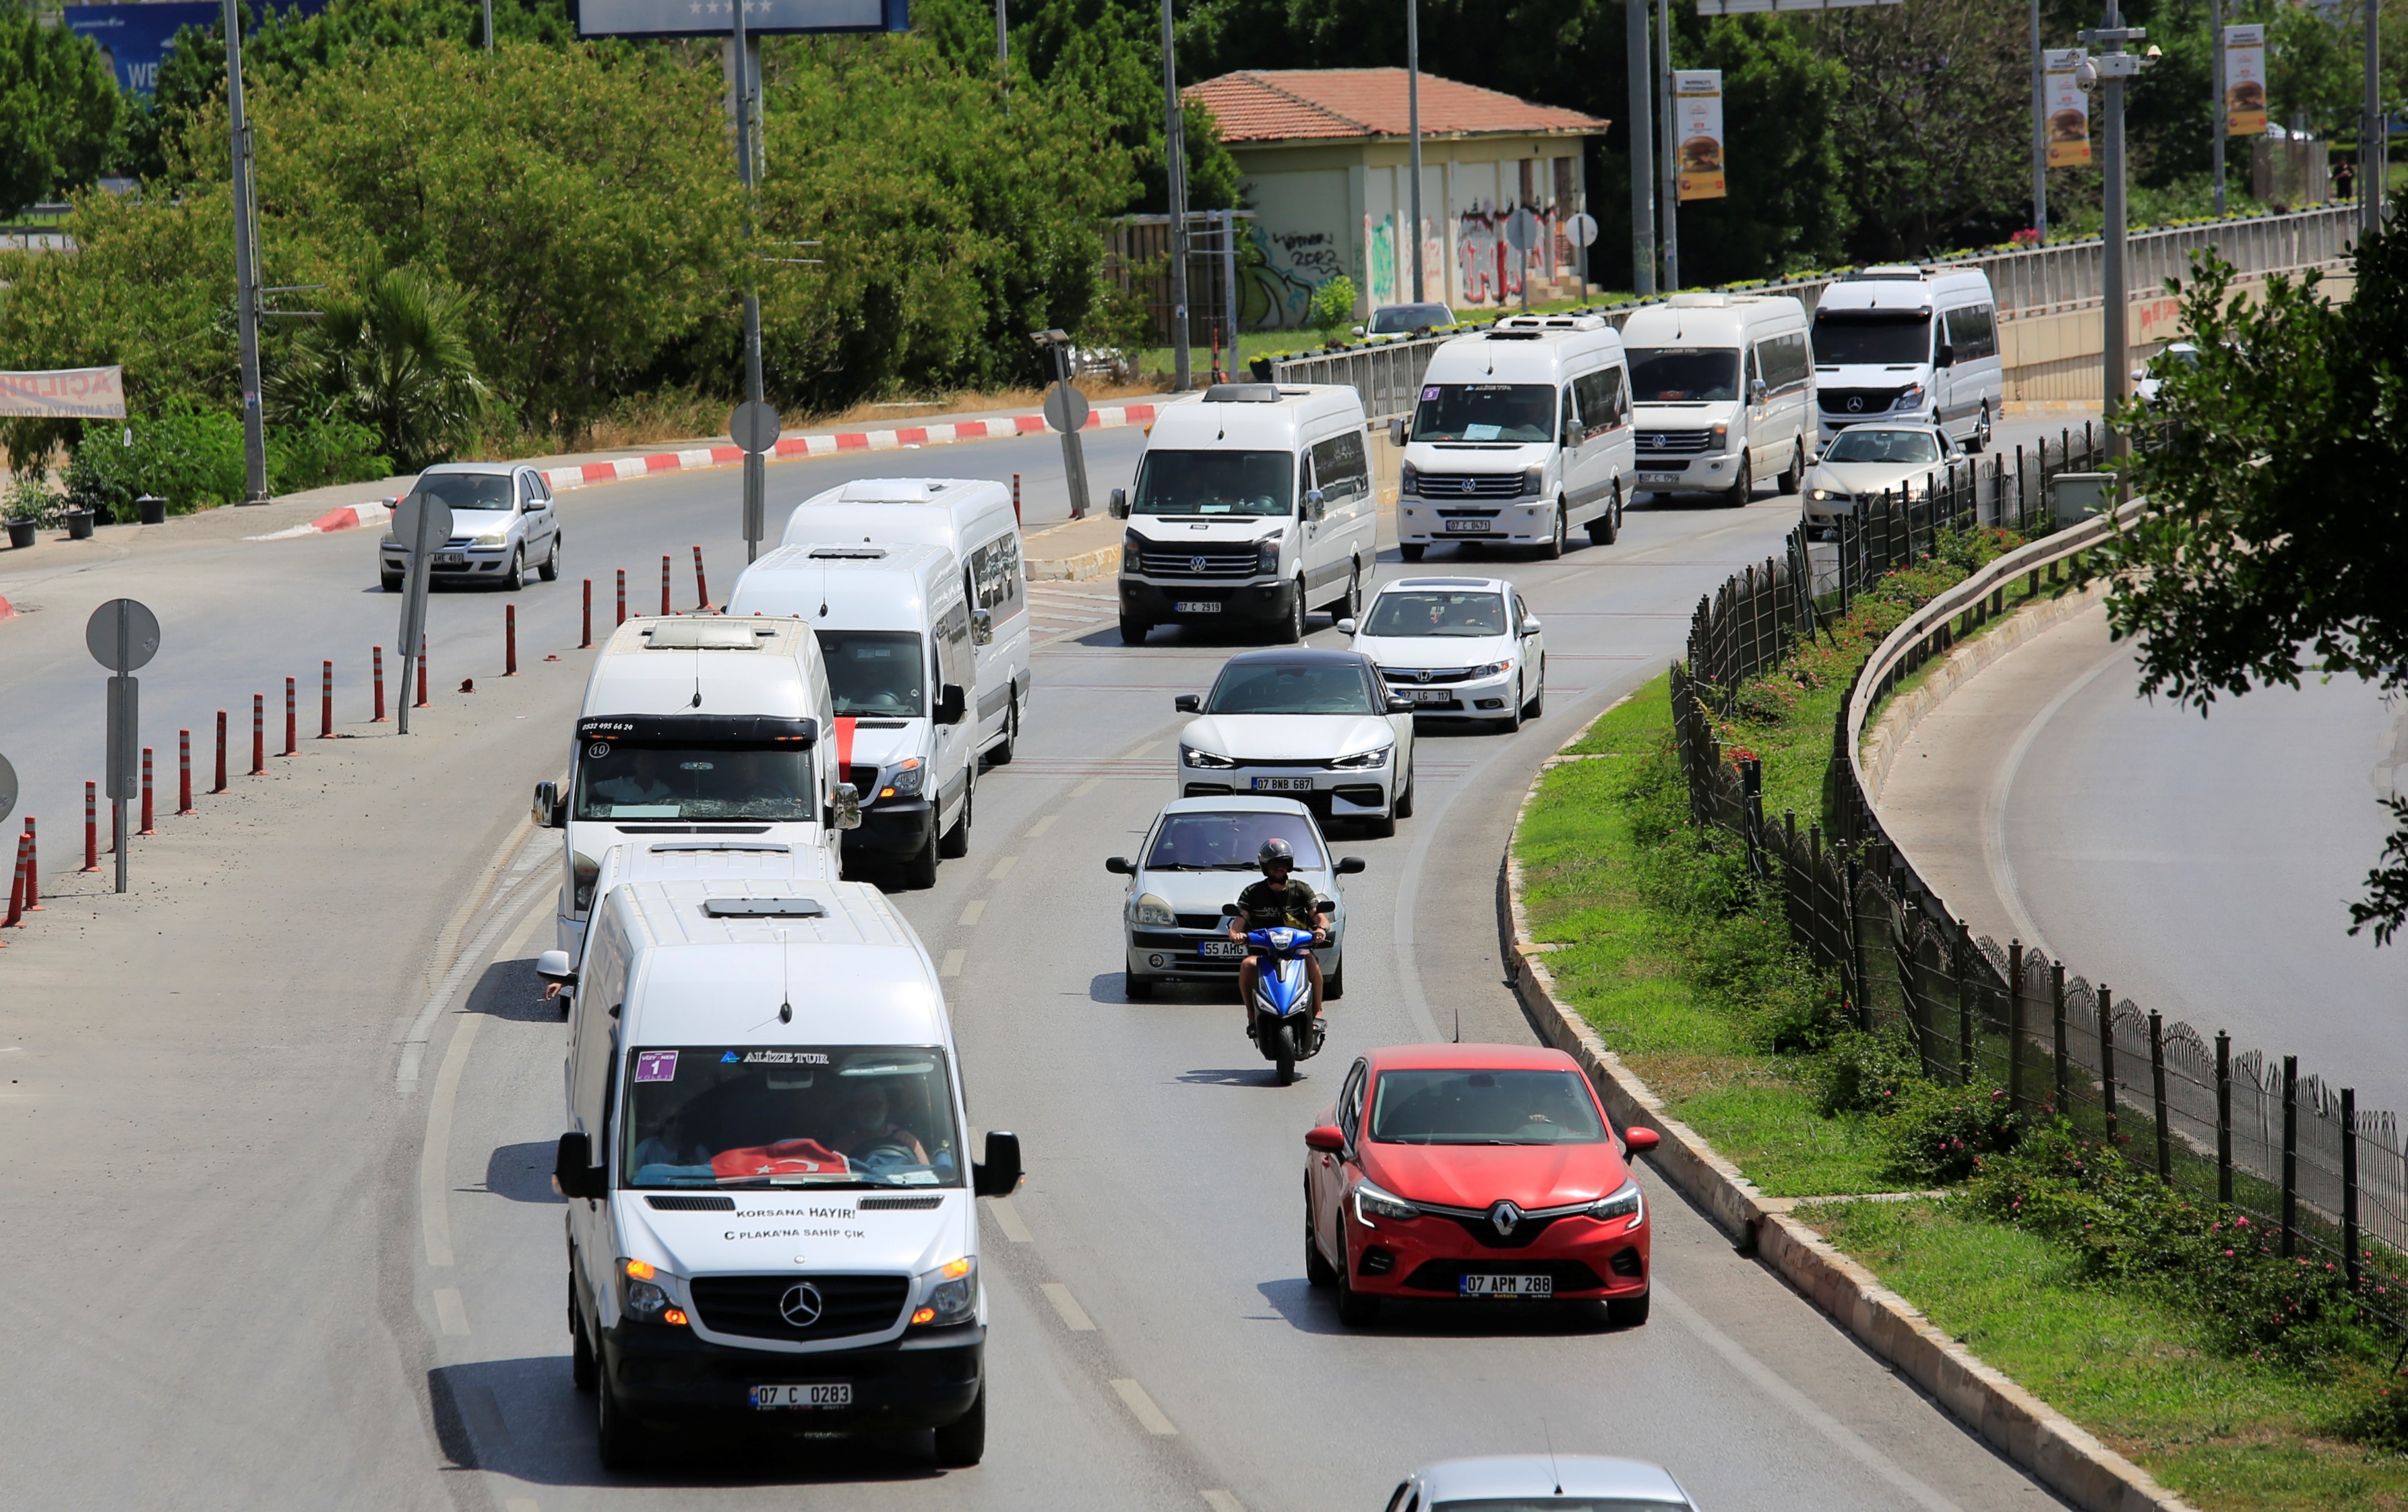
[1132,450,1293,516]
[1369,1068,1607,1145]
[620,1045,960,1190]
[1626,347,1740,403]
[1371,303,1452,334]
[820,630,925,717]
[1434,1501,1689,1512]
[1364,589,1507,638]
[1812,312,1931,367]
[1410,383,1554,443]
[1821,429,1941,465]
[412,472,512,512]
[1207,661,1376,716]
[1146,812,1326,870]
[573,743,815,822]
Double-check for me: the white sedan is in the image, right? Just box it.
[1339,575,1545,732]
[1800,423,1961,532]
[1104,797,1365,999]
[1174,648,1417,837]
[381,462,562,591]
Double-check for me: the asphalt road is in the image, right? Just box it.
[0,419,2081,1511]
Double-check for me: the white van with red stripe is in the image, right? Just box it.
[727,543,979,890]
[536,616,845,953]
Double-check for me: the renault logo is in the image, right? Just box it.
[1488,1199,1523,1237]
[1189,555,1207,573]
[778,1281,825,1328]
[1847,396,1865,412]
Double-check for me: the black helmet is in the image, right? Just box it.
[1257,837,1296,867]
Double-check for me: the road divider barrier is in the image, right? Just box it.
[139,748,155,835]
[615,569,626,628]
[178,730,193,813]
[214,711,229,792]
[692,546,710,611]
[581,579,593,648]
[505,606,517,677]
[320,662,335,737]
[83,781,98,870]
[250,694,265,775]
[659,554,672,616]
[4,827,27,928]
[373,647,387,722]
[283,677,297,758]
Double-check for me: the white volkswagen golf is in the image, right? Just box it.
[1173,648,1417,837]
[1341,576,1546,732]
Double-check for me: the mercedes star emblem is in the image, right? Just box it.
[1189,555,1207,573]
[778,1281,825,1328]
[1847,396,1865,412]
[1488,1199,1523,1237]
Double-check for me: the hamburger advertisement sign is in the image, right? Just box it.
[2044,49,2090,168]
[2224,24,2267,136]
[1674,70,1726,202]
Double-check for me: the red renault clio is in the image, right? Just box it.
[1302,1044,1659,1327]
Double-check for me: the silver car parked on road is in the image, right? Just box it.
[1105,796,1365,1000]
[381,462,562,591]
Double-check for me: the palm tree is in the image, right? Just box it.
[275,266,488,471]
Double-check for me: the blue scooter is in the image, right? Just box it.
[1215,904,1328,1085]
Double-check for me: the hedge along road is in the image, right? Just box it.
[0,423,2071,1509]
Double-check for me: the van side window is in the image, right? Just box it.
[1755,331,1811,396]
[1307,431,1371,504]
[571,919,628,1139]
[971,534,1021,613]
[1944,304,1998,361]
[1572,367,1625,439]
[934,601,974,689]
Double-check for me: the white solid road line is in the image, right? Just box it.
[987,1195,1034,1242]
[1109,1377,1179,1435]
[1982,633,2132,963]
[396,838,551,1091]
[433,1287,470,1336]
[1654,1282,1965,1512]
[1040,1282,1098,1332]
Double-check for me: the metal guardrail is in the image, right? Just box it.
[1260,205,2363,421]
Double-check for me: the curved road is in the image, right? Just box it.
[0,423,2073,1510]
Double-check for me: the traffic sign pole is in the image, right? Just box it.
[1042,357,1092,520]
[392,492,452,735]
[88,597,159,894]
[731,401,780,564]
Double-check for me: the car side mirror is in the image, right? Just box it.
[973,1131,1023,1197]
[1935,342,1955,368]
[1624,1126,1661,1155]
[1336,617,1357,636]
[553,1131,606,1199]
[1351,325,1367,338]
[532,779,561,828]
[1174,693,1201,713]
[1109,487,1129,519]
[1334,856,1367,875]
[972,608,995,647]
[2130,366,2147,383]
[535,949,577,986]
[1304,1124,1347,1154]
[1521,616,1543,636]
[936,684,968,725]
[1104,855,1135,875]
[828,786,863,831]
[1385,695,1416,715]
[1388,418,1407,447]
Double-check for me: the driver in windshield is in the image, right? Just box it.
[1229,837,1331,1027]
[588,749,680,808]
[828,1082,928,1165]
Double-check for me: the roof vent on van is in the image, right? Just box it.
[837,479,940,502]
[642,622,768,650]
[1201,383,1281,403]
[1667,292,1731,308]
[806,546,887,559]
[704,896,828,917]
[1843,265,1931,282]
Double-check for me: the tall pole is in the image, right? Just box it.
[1657,0,1678,291]
[1408,0,1424,303]
[483,0,494,49]
[733,0,766,562]
[2366,0,2384,239]
[995,0,1008,114]
[2031,0,2049,242]
[1626,0,1655,297]
[2098,3,2130,462]
[1161,0,1191,391]
[2210,0,2226,216]
[221,0,268,504]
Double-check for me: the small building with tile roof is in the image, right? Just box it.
[1186,68,1610,328]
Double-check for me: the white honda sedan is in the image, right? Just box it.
[1799,422,1960,532]
[1174,648,1417,837]
[1340,575,1545,732]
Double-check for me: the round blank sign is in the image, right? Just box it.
[730,400,781,454]
[1503,208,1543,253]
[1042,381,1090,435]
[1567,212,1600,248]
[85,597,162,672]
[0,751,16,824]
[392,495,455,556]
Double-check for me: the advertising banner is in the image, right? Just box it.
[65,1,327,95]
[1674,71,1726,203]
[2224,24,2268,137]
[0,367,126,419]
[2045,49,2091,168]
[578,0,906,38]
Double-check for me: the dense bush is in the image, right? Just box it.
[1879,1078,2020,1184]
[1815,1030,1921,1117]
[66,408,391,517]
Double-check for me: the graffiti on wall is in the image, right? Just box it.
[1244,225,1346,329]
[1452,200,1562,308]
[1365,216,1397,309]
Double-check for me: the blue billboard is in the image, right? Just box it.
[66,1,329,96]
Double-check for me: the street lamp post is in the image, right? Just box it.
[1160,0,1192,391]
[1657,0,1678,291]
[1626,0,1655,298]
[221,0,269,504]
[2078,8,2153,463]
[2030,0,2048,243]
[732,0,766,559]
[2210,0,2226,216]
[2365,0,2384,238]
[1408,0,1423,304]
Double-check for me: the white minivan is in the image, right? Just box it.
[1393,314,1636,560]
[537,617,848,953]
[541,877,1019,1469]
[781,478,1030,766]
[1623,293,1815,505]
[1107,383,1376,645]
[1812,266,2004,453]
[728,543,980,889]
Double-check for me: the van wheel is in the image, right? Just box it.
[932,1383,986,1468]
[1399,543,1425,562]
[1118,616,1150,645]
[1778,442,1805,494]
[1587,484,1620,544]
[1281,578,1307,643]
[1723,453,1752,508]
[569,1277,598,1392]
[987,693,1018,766]
[1539,501,1567,559]
[596,1381,647,1470]
[381,573,403,593]
[938,775,972,859]
[1967,405,1992,454]
[1334,562,1363,623]
[902,825,940,889]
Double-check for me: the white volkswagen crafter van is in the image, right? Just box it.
[1107,383,1376,645]
[780,478,1029,766]
[537,617,848,954]
[1622,293,1814,505]
[1812,267,2004,453]
[727,543,980,889]
[1392,314,1636,561]
[539,878,1020,1469]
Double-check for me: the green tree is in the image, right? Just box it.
[1671,14,1852,282]
[0,6,121,216]
[272,264,488,470]
[1308,273,1355,338]
[2103,202,2408,942]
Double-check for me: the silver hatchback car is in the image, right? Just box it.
[1105,796,1365,1000]
[381,462,562,591]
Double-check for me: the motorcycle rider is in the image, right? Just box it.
[1229,837,1331,1028]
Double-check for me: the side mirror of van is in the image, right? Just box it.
[1388,418,1407,448]
[1173,693,1201,713]
[553,1132,606,1200]
[1104,855,1135,875]
[973,1131,1023,1197]
[936,684,968,725]
[1750,378,1769,404]
[1335,856,1368,875]
[1935,342,1955,369]
[829,786,864,831]
[535,949,577,986]
[1108,487,1129,520]
[1305,488,1326,522]
[532,780,562,828]
[971,608,995,647]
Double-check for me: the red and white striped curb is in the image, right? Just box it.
[256,403,1163,539]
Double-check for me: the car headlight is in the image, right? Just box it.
[1589,1178,1644,1227]
[571,850,600,911]
[1329,745,1391,769]
[913,1257,976,1326]
[1893,384,1926,410]
[1256,531,1284,574]
[620,1258,685,1324]
[1521,465,1545,496]
[1133,892,1176,927]
[1809,488,1831,501]
[880,758,924,798]
[1472,659,1512,680]
[1182,745,1237,769]
[1400,460,1421,495]
[473,529,508,547]
[1353,1179,1420,1225]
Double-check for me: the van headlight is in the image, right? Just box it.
[1521,465,1545,496]
[1893,384,1926,410]
[1182,745,1237,769]
[620,1258,685,1324]
[1589,1179,1644,1226]
[572,850,600,911]
[881,758,924,798]
[1256,531,1284,574]
[1133,892,1176,926]
[1330,744,1391,769]
[1400,460,1421,495]
[913,1257,976,1326]
[1353,1180,1419,1225]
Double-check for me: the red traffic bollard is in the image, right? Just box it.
[20,818,37,910]
[373,646,387,722]
[505,603,518,675]
[214,711,230,793]
[4,828,26,928]
[140,749,156,835]
[179,729,194,814]
[616,569,627,627]
[416,635,430,707]
[283,677,297,756]
[1012,472,1022,524]
[83,781,98,870]
[660,555,672,616]
[693,546,710,612]
[582,578,593,648]
[320,660,334,737]
[251,695,266,775]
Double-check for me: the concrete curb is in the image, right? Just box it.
[1027,545,1120,582]
[1497,697,2199,1512]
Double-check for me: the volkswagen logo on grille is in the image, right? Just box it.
[1415,670,1433,684]
[1847,396,1866,413]
[1189,555,1207,573]
[1455,478,1475,493]
[1645,433,1666,448]
[778,1281,825,1328]
[1488,1199,1523,1237]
